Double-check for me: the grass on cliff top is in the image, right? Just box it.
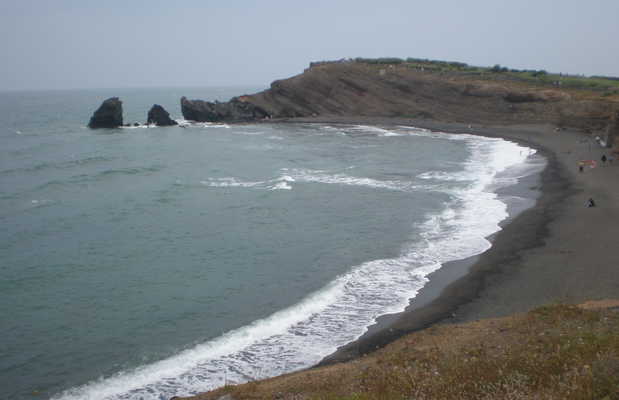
[189,301,619,400]
[312,58,619,96]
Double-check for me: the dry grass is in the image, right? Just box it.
[184,302,619,400]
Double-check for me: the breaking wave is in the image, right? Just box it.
[53,130,539,400]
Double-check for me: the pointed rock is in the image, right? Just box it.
[88,97,123,128]
[147,104,178,126]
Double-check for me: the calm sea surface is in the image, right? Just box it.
[0,87,542,399]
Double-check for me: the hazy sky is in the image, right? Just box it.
[1,0,618,91]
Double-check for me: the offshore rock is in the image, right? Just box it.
[147,104,178,126]
[180,96,270,122]
[88,97,123,128]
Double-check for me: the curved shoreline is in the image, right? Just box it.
[265,117,615,367]
[179,117,619,399]
[317,124,559,364]
[307,120,562,364]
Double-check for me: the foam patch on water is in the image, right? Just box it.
[318,125,405,137]
[283,168,418,192]
[347,125,406,137]
[201,175,294,191]
[120,124,156,129]
[28,199,55,209]
[53,130,539,400]
[174,120,230,129]
[202,170,422,193]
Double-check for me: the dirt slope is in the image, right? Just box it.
[243,62,615,131]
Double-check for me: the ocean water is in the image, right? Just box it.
[0,87,543,400]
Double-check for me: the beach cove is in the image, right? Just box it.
[2,93,555,400]
[289,119,619,365]
[181,119,619,399]
[3,58,619,399]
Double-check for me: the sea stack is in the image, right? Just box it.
[147,104,178,126]
[88,97,123,128]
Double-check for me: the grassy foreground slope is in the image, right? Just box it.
[182,301,619,400]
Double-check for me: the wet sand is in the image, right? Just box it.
[279,118,619,365]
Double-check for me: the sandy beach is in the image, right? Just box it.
[274,118,619,364]
[178,118,619,400]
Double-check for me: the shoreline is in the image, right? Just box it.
[327,159,544,357]
[269,117,618,366]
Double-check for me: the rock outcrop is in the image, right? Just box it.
[88,97,123,128]
[178,61,616,131]
[173,59,619,131]
[147,104,178,126]
[180,97,270,123]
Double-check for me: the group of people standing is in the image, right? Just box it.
[578,153,614,173]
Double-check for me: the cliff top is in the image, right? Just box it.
[308,57,619,98]
[180,57,618,131]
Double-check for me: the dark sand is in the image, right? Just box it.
[278,118,619,365]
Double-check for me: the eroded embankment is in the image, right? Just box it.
[181,61,619,137]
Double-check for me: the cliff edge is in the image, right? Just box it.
[182,59,619,134]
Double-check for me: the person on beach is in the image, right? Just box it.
[586,198,596,208]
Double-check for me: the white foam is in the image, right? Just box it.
[201,175,296,191]
[283,168,418,192]
[202,169,428,193]
[201,177,263,188]
[53,130,539,400]
[175,119,191,127]
[319,125,405,137]
[120,124,154,129]
[200,123,230,129]
[26,199,56,210]
[269,175,294,190]
[173,120,230,129]
[397,125,430,133]
[349,125,405,136]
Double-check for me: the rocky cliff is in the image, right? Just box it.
[181,96,270,122]
[182,61,618,131]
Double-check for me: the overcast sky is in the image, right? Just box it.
[1,0,618,91]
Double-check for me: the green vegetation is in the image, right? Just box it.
[191,303,619,400]
[309,57,619,93]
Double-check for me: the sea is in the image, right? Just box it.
[0,87,545,400]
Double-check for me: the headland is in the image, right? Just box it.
[169,58,619,399]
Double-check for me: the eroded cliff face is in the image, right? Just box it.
[182,62,617,130]
[180,96,270,122]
